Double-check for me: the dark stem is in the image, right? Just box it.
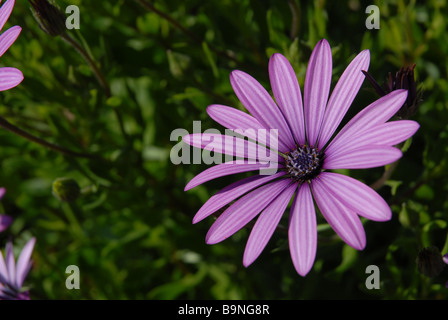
[288,0,300,40]
[0,116,100,160]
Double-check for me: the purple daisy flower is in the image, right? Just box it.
[0,237,36,300]
[0,188,13,232]
[0,0,23,91]
[183,39,419,276]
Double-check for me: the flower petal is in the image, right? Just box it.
[0,214,12,232]
[243,182,297,267]
[205,179,291,244]
[193,172,285,224]
[0,248,7,283]
[326,90,408,151]
[317,172,392,221]
[312,178,366,250]
[0,25,20,58]
[304,39,332,147]
[0,67,23,91]
[326,120,420,155]
[15,237,35,288]
[207,104,280,149]
[289,183,317,276]
[5,241,15,287]
[182,133,281,163]
[0,0,15,33]
[0,187,5,199]
[184,161,280,191]
[269,53,306,145]
[230,70,295,151]
[317,49,370,149]
[324,145,402,169]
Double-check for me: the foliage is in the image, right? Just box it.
[0,0,447,299]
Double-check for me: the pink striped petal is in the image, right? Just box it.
[304,39,332,147]
[318,172,392,221]
[183,133,280,163]
[0,25,20,58]
[289,183,317,276]
[312,178,366,250]
[0,67,23,91]
[317,49,370,149]
[324,145,402,169]
[269,53,306,145]
[15,237,35,288]
[0,247,7,282]
[243,182,297,267]
[0,0,14,33]
[184,161,279,191]
[230,70,295,151]
[193,172,285,224]
[207,105,282,151]
[0,214,12,232]
[6,241,15,286]
[327,90,408,151]
[205,179,291,244]
[326,120,420,155]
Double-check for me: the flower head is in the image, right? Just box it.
[0,0,23,91]
[183,39,419,276]
[0,237,36,300]
[0,188,12,232]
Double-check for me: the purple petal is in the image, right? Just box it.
[206,104,279,149]
[15,237,35,288]
[0,67,23,91]
[288,183,318,276]
[443,253,448,265]
[0,248,7,283]
[5,241,15,286]
[312,178,366,250]
[182,133,281,163]
[269,53,306,146]
[0,214,12,232]
[326,120,420,155]
[0,25,20,58]
[304,39,332,147]
[243,182,297,267]
[193,172,285,224]
[317,172,392,221]
[0,187,5,199]
[324,145,402,169]
[205,179,291,244]
[0,0,15,33]
[184,161,280,191]
[327,90,408,151]
[230,70,295,151]
[317,50,370,149]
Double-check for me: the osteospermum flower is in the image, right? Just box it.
[0,237,36,300]
[0,188,12,232]
[0,0,23,91]
[183,39,419,276]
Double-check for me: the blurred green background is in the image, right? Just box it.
[0,0,447,299]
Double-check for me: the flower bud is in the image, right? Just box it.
[52,177,81,202]
[29,0,67,37]
[416,246,445,278]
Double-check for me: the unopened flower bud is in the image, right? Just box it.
[52,177,81,202]
[29,0,67,37]
[416,246,445,278]
[362,64,423,119]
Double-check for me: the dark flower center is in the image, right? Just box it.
[285,145,324,182]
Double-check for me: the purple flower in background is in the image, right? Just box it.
[183,39,419,276]
[0,0,23,91]
[0,237,36,300]
[0,188,12,232]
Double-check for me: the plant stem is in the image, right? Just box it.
[60,33,128,139]
[0,116,100,159]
